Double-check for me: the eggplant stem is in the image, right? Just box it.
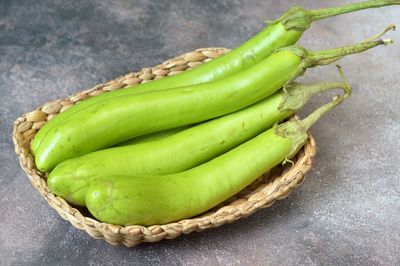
[363,24,396,42]
[318,24,396,65]
[300,66,352,131]
[336,65,352,99]
[309,39,393,67]
[310,0,400,22]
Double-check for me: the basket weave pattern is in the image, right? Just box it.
[12,47,316,247]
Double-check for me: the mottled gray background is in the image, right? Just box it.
[1,0,399,265]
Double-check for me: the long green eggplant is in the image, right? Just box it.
[85,84,351,226]
[31,0,400,154]
[47,77,349,206]
[34,39,390,171]
[116,125,192,146]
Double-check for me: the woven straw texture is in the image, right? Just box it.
[13,47,317,247]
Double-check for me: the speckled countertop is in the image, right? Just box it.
[1,1,399,265]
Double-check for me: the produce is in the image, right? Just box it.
[48,75,349,206]
[116,125,192,146]
[117,22,395,147]
[34,39,389,171]
[31,0,399,154]
[85,79,352,226]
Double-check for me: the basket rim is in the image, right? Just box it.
[12,47,317,247]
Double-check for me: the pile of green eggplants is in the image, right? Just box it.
[31,0,399,226]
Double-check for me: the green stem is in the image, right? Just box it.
[310,0,400,21]
[300,65,352,131]
[275,66,352,160]
[280,38,392,84]
[363,24,396,42]
[276,86,347,160]
[279,82,345,111]
[336,65,352,99]
[278,0,399,32]
[300,96,344,131]
[279,64,352,112]
[307,39,393,67]
[312,24,396,66]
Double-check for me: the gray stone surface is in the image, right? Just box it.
[1,0,399,265]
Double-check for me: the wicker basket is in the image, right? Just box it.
[12,47,317,247]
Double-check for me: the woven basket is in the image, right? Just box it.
[12,47,317,247]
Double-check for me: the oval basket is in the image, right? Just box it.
[12,47,317,247]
